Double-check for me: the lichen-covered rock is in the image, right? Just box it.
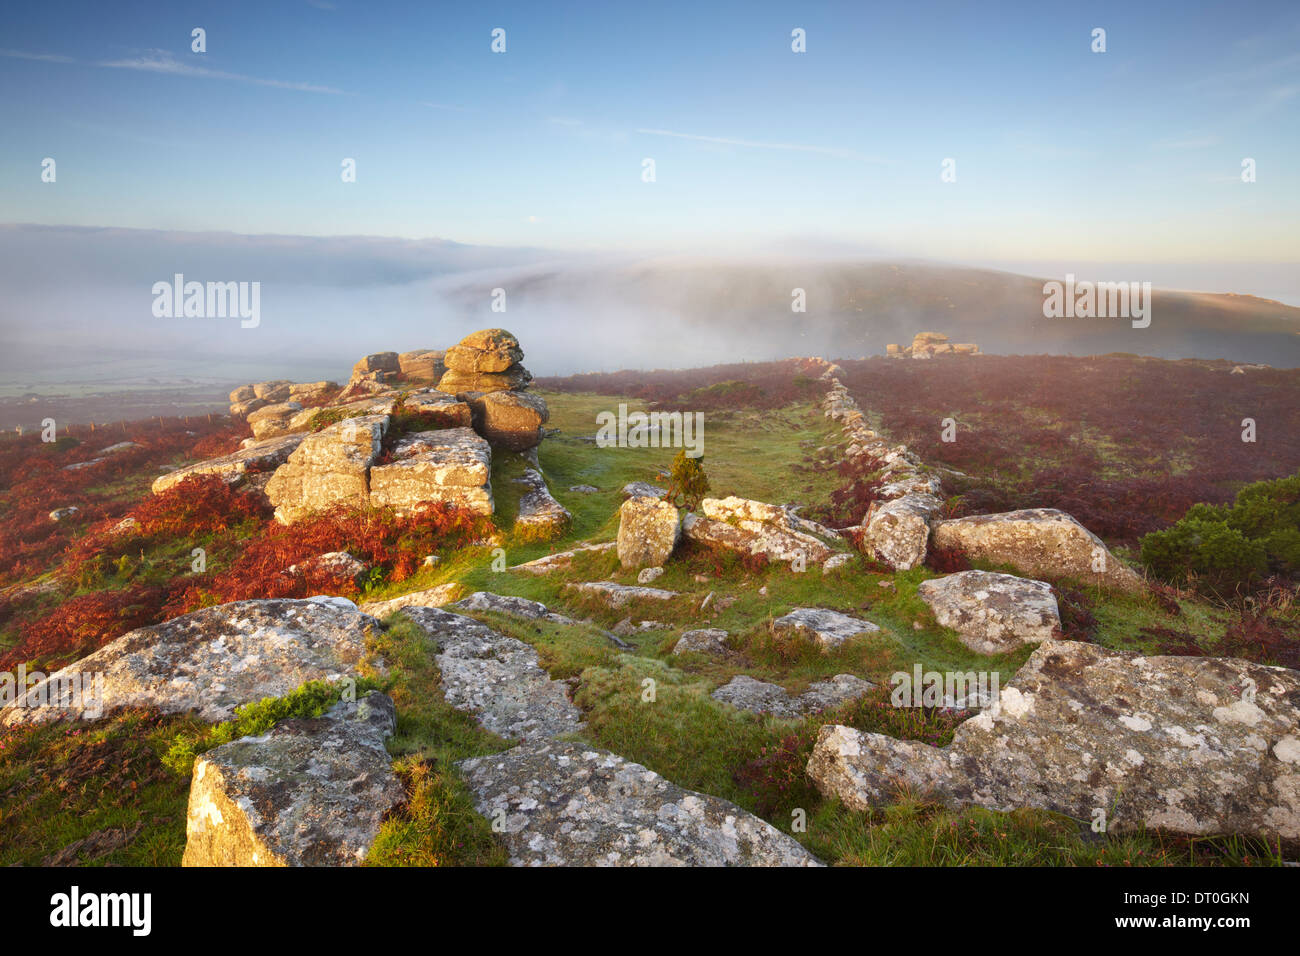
[463,389,548,450]
[287,551,370,588]
[617,496,681,570]
[357,582,465,617]
[265,415,387,523]
[917,570,1061,654]
[368,427,493,517]
[437,366,533,394]
[712,674,874,718]
[458,740,821,866]
[798,674,878,712]
[401,389,474,427]
[247,401,305,440]
[400,607,583,741]
[287,380,338,402]
[0,598,380,728]
[822,553,855,574]
[672,628,730,656]
[352,352,400,377]
[930,508,1143,591]
[253,380,293,402]
[445,340,524,374]
[451,591,577,626]
[683,496,836,566]
[861,492,943,571]
[567,581,678,607]
[808,640,1300,845]
[877,473,943,501]
[772,607,882,650]
[398,349,445,383]
[152,433,305,495]
[231,397,269,418]
[622,481,667,500]
[513,468,571,537]
[181,693,402,867]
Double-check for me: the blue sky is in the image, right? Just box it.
[2,0,1298,265]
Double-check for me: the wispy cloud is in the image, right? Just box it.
[635,127,887,162]
[423,101,474,112]
[99,49,345,94]
[0,48,74,63]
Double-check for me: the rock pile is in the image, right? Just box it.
[156,330,571,524]
[885,331,981,359]
[437,329,547,451]
[229,380,337,418]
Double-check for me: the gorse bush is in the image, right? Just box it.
[665,449,710,511]
[1140,473,1300,595]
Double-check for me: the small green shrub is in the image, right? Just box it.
[665,449,711,511]
[1140,473,1299,595]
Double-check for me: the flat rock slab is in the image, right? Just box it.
[712,674,875,719]
[772,607,883,650]
[917,570,1061,654]
[683,496,836,566]
[458,740,822,867]
[452,590,579,626]
[930,508,1144,592]
[400,607,583,741]
[1,598,380,728]
[182,694,403,867]
[513,468,571,537]
[152,433,305,495]
[509,542,616,574]
[357,583,465,618]
[622,482,667,500]
[808,640,1300,845]
[567,581,679,607]
[673,628,730,656]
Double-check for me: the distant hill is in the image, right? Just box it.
[440,260,1300,368]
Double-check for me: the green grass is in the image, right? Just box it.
[0,709,200,866]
